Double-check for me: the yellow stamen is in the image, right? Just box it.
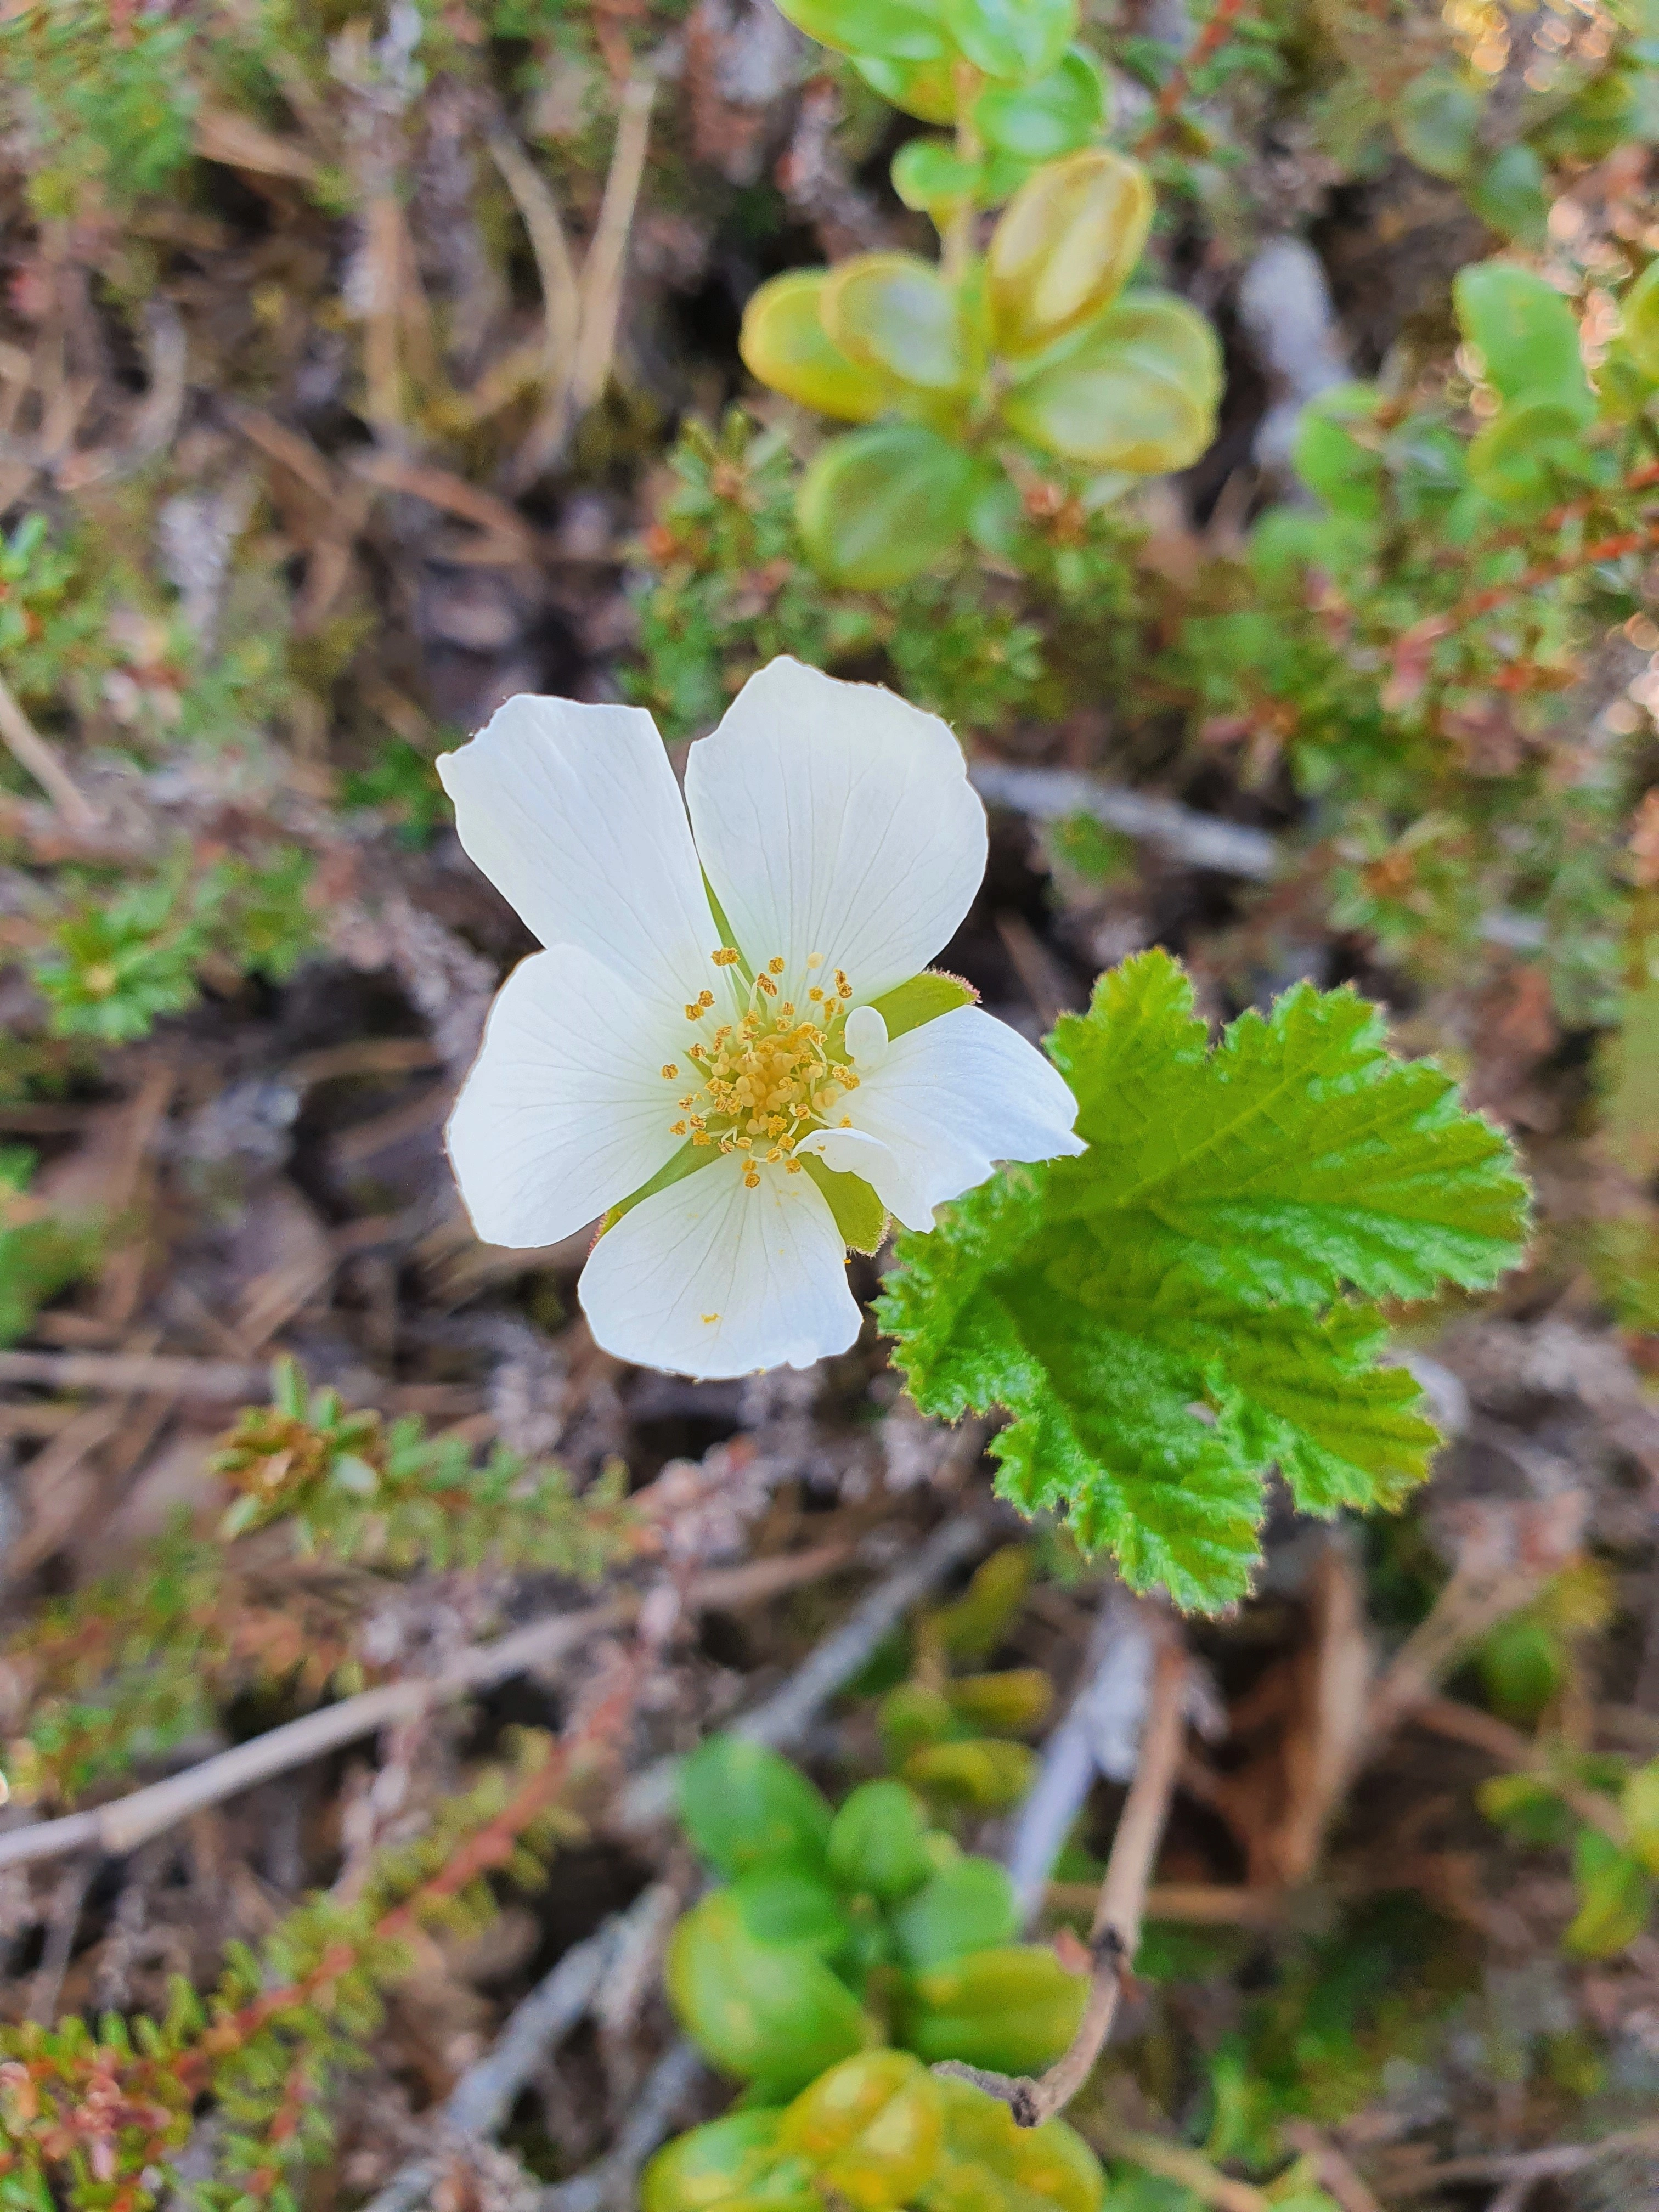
[662,1064,678,1079]
[711,947,740,966]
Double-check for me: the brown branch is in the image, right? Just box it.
[1133,0,1251,152]
[935,1638,1188,2127]
[0,670,96,828]
[1407,1694,1630,1850]
[1087,2119,1273,2211]
[0,1542,853,1872]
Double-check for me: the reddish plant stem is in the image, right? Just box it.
[1410,517,1659,646]
[1135,0,1251,151]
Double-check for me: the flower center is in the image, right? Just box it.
[664,951,860,1190]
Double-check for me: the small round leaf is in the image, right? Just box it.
[941,0,1077,82]
[891,137,985,216]
[1466,140,1549,245]
[821,252,972,392]
[1621,257,1659,381]
[774,0,951,61]
[975,48,1105,161]
[1466,399,1589,506]
[1395,69,1482,180]
[666,1893,873,2094]
[740,272,894,424]
[988,147,1153,358]
[1453,260,1593,417]
[1000,292,1220,471]
[678,1735,834,1878]
[797,424,979,588]
[851,52,958,122]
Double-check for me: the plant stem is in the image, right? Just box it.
[1133,0,1251,153]
[935,1636,1187,2126]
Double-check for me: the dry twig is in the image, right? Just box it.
[938,1637,1188,2126]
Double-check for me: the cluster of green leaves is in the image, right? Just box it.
[215,1355,639,1570]
[881,950,1530,1612]
[1165,254,1658,1016]
[1386,0,1659,244]
[874,1545,1053,1812]
[0,1146,98,1347]
[742,143,1220,588]
[0,517,109,709]
[31,847,319,1045]
[629,413,1052,742]
[630,409,1157,753]
[1481,1754,1659,1960]
[643,2050,1103,2212]
[0,1728,584,2212]
[3,1362,642,1808]
[0,0,198,219]
[666,1736,1087,2102]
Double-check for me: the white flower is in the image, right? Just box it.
[437,656,1085,1379]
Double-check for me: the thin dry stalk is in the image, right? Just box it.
[938,1638,1188,2126]
[568,75,657,415]
[1086,2118,1273,2211]
[487,122,581,485]
[0,669,95,826]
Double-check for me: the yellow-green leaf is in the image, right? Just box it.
[821,252,972,392]
[986,147,1152,358]
[868,969,978,1039]
[1001,292,1220,470]
[797,423,979,588]
[803,1154,888,1253]
[740,270,895,423]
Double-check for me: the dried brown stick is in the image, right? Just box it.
[1085,2118,1273,2211]
[0,669,96,827]
[1279,2122,1385,2212]
[567,75,656,415]
[488,122,581,487]
[937,1638,1188,2127]
[1380,2121,1659,2194]
[0,1347,273,1399]
[0,1543,852,1872]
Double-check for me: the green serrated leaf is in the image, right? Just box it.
[877,951,1530,1610]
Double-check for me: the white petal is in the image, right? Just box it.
[684,657,986,1005]
[844,1004,889,1069]
[794,1124,898,1181]
[447,948,686,1248]
[579,1153,862,1378]
[438,693,720,1015]
[839,1005,1087,1231]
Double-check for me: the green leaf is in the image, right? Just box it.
[987,148,1153,358]
[941,0,1077,82]
[1000,292,1220,471]
[975,48,1105,160]
[1466,398,1592,506]
[1623,1760,1659,1874]
[1565,1829,1654,1959]
[1466,141,1549,245]
[878,951,1530,1610]
[730,1866,854,1953]
[1293,383,1385,518]
[678,1735,834,1877]
[773,0,951,61]
[797,423,979,587]
[898,1945,1088,2073]
[868,969,979,1039]
[739,270,895,423]
[666,1892,874,2095]
[1395,69,1482,179]
[851,51,959,121]
[926,1541,1030,1657]
[1620,257,1659,380]
[902,1736,1039,1805]
[803,1154,889,1253]
[827,1780,935,1899]
[891,137,986,217]
[642,2114,805,2212]
[821,253,972,393]
[1453,261,1593,418]
[891,1854,1020,1969]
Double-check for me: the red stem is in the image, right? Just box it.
[1135,0,1251,150]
